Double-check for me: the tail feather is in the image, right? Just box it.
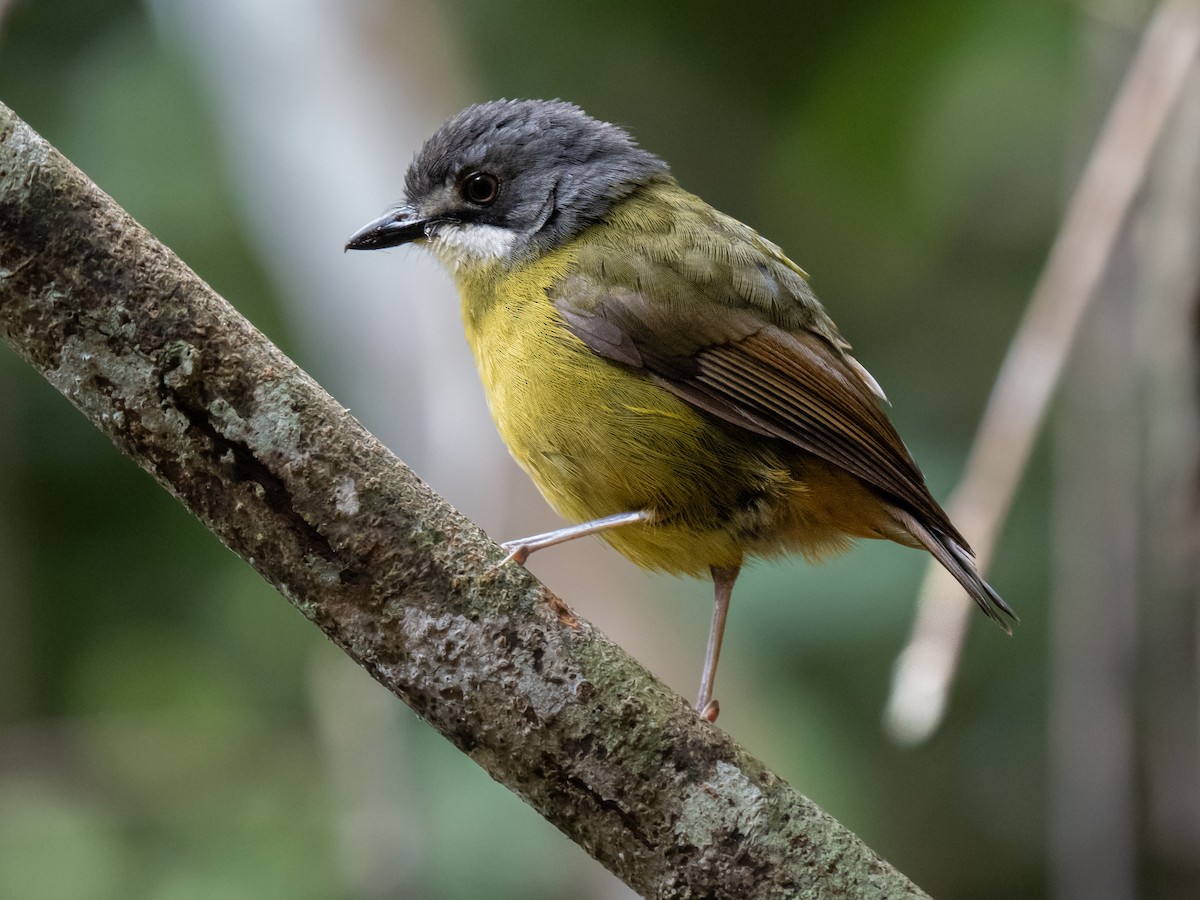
[893,508,1017,632]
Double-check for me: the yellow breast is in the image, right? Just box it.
[453,245,794,575]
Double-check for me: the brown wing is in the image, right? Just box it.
[553,285,967,548]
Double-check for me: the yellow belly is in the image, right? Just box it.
[456,250,886,576]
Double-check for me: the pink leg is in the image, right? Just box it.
[696,564,740,722]
[500,510,652,565]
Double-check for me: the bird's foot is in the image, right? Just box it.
[498,540,532,567]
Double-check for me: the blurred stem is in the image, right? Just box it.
[885,0,1200,745]
[0,102,929,900]
[1050,40,1200,900]
[1049,210,1139,900]
[1134,60,1200,884]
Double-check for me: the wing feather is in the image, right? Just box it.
[552,275,965,546]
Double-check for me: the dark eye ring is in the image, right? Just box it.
[460,171,500,206]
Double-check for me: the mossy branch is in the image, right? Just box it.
[0,101,927,900]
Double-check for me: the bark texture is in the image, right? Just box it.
[0,101,927,899]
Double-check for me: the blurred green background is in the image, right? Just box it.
[2,0,1192,898]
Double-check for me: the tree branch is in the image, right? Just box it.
[0,101,927,899]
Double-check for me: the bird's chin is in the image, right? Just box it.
[428,222,523,267]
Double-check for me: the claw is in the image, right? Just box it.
[499,540,532,567]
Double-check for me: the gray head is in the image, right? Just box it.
[346,99,671,264]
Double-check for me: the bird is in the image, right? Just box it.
[346,98,1015,721]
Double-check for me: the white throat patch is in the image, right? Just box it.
[428,222,521,269]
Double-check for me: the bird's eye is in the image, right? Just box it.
[460,171,500,206]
